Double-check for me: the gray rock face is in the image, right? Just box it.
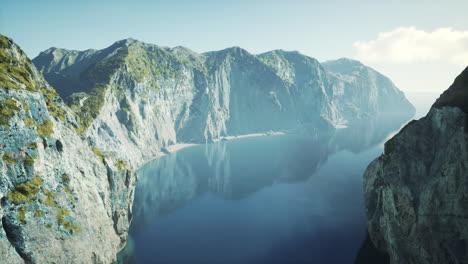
[0,35,136,263]
[33,41,415,168]
[363,66,468,264]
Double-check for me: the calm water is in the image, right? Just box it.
[120,125,397,264]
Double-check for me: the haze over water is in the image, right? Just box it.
[119,114,412,264]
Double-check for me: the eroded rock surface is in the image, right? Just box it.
[363,66,468,264]
[0,34,136,263]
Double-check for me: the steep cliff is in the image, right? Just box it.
[362,66,468,263]
[0,34,136,263]
[33,40,415,168]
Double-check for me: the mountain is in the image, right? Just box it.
[0,33,415,263]
[33,39,415,167]
[361,66,468,263]
[0,34,135,263]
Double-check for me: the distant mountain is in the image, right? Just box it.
[361,65,468,263]
[33,39,415,167]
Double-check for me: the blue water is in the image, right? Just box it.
[122,131,389,264]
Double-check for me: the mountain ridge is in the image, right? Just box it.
[33,37,415,168]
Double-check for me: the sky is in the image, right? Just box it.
[1,0,467,102]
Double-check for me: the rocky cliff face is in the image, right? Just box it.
[362,66,468,263]
[33,40,415,168]
[0,35,136,263]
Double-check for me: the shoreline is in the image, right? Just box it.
[136,131,285,169]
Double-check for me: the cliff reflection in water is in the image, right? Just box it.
[123,119,407,264]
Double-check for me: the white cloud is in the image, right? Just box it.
[353,27,468,66]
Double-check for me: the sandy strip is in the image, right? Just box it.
[138,131,285,168]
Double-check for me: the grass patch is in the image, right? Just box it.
[57,207,81,234]
[22,156,35,167]
[115,159,129,171]
[6,176,43,204]
[2,152,16,165]
[24,117,36,127]
[92,147,106,163]
[61,173,71,183]
[0,98,19,127]
[34,210,44,217]
[72,84,107,134]
[40,86,66,121]
[17,207,27,224]
[42,187,58,208]
[0,34,36,91]
[37,119,54,138]
[64,186,76,204]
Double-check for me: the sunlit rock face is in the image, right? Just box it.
[0,34,136,263]
[362,66,468,264]
[34,40,414,168]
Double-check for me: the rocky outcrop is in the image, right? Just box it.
[33,41,415,168]
[0,35,136,263]
[362,66,468,264]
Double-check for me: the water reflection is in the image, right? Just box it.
[120,119,407,264]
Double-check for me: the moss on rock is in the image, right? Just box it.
[17,207,27,224]
[6,176,43,204]
[2,152,16,165]
[37,119,54,138]
[0,98,19,127]
[57,207,80,234]
[22,155,35,167]
[34,210,44,217]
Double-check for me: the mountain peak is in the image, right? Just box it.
[113,38,140,46]
[433,65,468,113]
[323,57,364,66]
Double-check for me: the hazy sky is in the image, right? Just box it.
[1,0,467,98]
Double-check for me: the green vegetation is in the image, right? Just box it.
[115,159,129,171]
[61,173,71,183]
[2,152,16,165]
[18,207,27,224]
[0,98,19,127]
[37,119,54,138]
[258,55,279,69]
[70,43,209,133]
[21,100,30,111]
[0,35,36,91]
[72,84,107,134]
[42,187,58,208]
[40,86,66,121]
[34,210,44,217]
[6,176,43,204]
[22,155,35,167]
[27,142,38,149]
[24,117,36,127]
[92,147,106,163]
[57,207,81,234]
[64,186,76,204]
